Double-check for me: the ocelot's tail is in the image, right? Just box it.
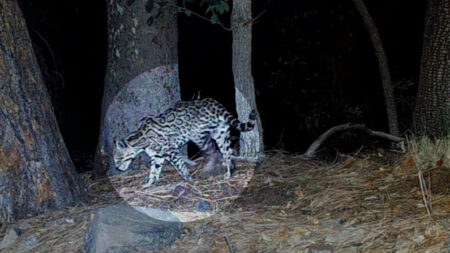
[226,110,256,132]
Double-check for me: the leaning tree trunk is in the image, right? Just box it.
[231,0,264,159]
[413,0,449,137]
[94,0,181,176]
[351,0,400,136]
[0,0,87,223]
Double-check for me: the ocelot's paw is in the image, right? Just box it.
[184,158,197,167]
[182,174,193,182]
[142,182,154,188]
[142,177,157,188]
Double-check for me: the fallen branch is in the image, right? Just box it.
[224,236,234,253]
[302,123,404,159]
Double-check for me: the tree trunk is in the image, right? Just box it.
[414,0,449,137]
[0,0,87,223]
[94,0,181,176]
[231,0,264,159]
[351,0,400,136]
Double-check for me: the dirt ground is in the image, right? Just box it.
[0,150,449,252]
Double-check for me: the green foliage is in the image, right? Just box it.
[195,0,230,25]
[155,10,163,19]
[206,1,229,15]
[145,0,154,13]
[125,0,230,27]
[158,1,168,7]
[147,16,154,26]
[126,0,136,6]
[210,14,218,24]
[143,0,169,26]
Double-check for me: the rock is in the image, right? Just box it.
[321,218,344,228]
[84,205,181,253]
[173,185,186,195]
[23,234,38,249]
[187,245,210,253]
[287,234,302,245]
[395,248,411,253]
[0,228,19,250]
[14,221,32,231]
[219,214,230,224]
[196,200,212,211]
[45,217,66,227]
[261,233,271,242]
[45,216,76,227]
[308,245,334,253]
[325,228,365,243]
[394,240,414,253]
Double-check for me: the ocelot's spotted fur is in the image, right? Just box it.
[113,98,256,187]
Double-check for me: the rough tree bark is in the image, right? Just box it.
[414,0,449,137]
[94,0,181,176]
[101,0,179,117]
[231,0,264,159]
[351,0,400,136]
[0,0,87,223]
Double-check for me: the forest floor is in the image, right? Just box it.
[0,141,449,252]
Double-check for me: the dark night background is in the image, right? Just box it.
[17,0,425,171]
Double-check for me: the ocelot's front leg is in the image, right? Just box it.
[142,155,164,188]
[166,149,192,182]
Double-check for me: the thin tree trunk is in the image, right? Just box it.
[231,0,264,159]
[414,0,449,136]
[94,0,181,176]
[0,0,87,223]
[352,0,400,136]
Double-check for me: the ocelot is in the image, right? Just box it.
[113,98,256,187]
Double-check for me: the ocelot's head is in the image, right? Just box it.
[113,139,138,171]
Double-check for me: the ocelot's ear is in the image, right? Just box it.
[116,139,129,149]
[114,139,123,149]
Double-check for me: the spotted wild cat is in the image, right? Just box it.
[113,98,256,187]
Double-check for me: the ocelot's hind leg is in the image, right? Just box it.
[166,149,192,182]
[212,126,234,179]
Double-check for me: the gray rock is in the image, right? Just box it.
[84,205,181,253]
[325,228,365,243]
[219,214,230,224]
[287,234,303,245]
[187,245,210,253]
[23,234,38,248]
[321,218,344,228]
[14,221,32,231]
[196,200,212,211]
[0,228,18,250]
[45,217,66,227]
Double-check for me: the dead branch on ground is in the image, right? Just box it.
[302,123,404,159]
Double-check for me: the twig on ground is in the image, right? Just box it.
[417,169,433,221]
[224,236,234,253]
